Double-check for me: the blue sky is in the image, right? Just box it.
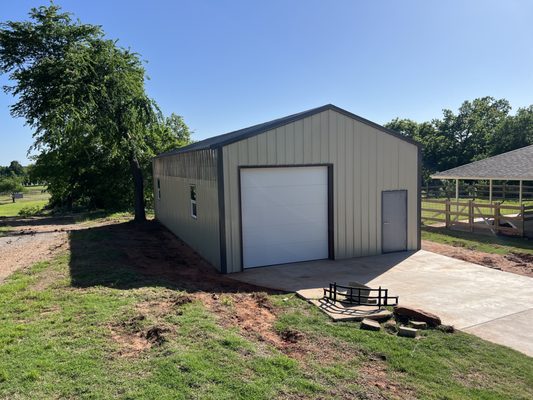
[1,0,532,165]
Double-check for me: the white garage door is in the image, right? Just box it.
[240,166,329,268]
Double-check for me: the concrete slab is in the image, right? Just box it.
[463,308,533,357]
[230,250,533,357]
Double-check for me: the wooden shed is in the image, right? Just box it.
[153,104,421,273]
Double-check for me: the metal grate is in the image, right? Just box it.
[323,282,398,307]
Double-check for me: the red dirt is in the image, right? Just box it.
[0,215,120,283]
[422,240,533,278]
[109,327,152,357]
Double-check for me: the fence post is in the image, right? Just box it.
[468,200,474,232]
[520,204,525,237]
[445,199,451,228]
[494,202,500,233]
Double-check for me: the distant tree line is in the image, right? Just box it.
[0,4,191,220]
[0,161,35,194]
[385,97,533,183]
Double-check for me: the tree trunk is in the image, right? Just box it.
[129,152,146,222]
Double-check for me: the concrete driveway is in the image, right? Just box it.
[230,250,533,357]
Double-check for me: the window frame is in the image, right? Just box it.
[190,184,197,219]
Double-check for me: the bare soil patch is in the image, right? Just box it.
[422,240,533,278]
[109,327,152,357]
[200,292,285,348]
[358,361,415,400]
[0,215,120,284]
[0,231,68,283]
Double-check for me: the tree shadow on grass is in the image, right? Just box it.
[68,220,279,294]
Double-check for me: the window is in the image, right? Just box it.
[190,185,197,218]
[157,178,161,200]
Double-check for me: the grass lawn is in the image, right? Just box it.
[422,226,533,256]
[0,186,50,217]
[0,218,532,399]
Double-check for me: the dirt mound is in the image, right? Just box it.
[358,361,415,399]
[422,240,533,278]
[505,252,533,265]
[173,293,194,306]
[145,326,169,345]
[109,327,151,357]
[279,328,303,343]
[201,292,283,347]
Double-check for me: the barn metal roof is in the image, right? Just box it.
[156,104,420,158]
[431,145,533,181]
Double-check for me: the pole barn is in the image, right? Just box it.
[153,105,421,273]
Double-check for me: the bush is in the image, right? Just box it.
[0,177,24,194]
[18,205,42,218]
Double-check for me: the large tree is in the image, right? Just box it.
[387,97,531,182]
[0,4,187,220]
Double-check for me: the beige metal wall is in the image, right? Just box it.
[153,150,221,269]
[222,109,419,273]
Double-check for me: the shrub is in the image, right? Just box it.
[18,205,42,218]
[0,177,24,194]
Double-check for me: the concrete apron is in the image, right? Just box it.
[230,250,533,357]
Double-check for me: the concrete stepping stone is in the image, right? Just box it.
[410,320,427,329]
[361,318,381,331]
[398,326,418,338]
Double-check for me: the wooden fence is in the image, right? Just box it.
[422,198,533,237]
[423,183,533,202]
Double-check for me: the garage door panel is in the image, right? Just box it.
[244,240,329,268]
[242,203,328,228]
[241,166,329,268]
[243,222,328,246]
[241,185,327,209]
[241,167,327,188]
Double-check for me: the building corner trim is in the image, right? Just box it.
[217,147,228,273]
[417,146,422,250]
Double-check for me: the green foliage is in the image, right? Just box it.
[386,97,533,182]
[0,176,23,194]
[0,5,190,217]
[17,205,42,217]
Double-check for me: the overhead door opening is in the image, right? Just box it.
[240,166,330,269]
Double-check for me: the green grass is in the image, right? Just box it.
[0,218,532,399]
[422,226,533,255]
[0,186,50,217]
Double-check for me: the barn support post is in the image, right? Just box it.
[494,202,500,232]
[519,204,525,237]
[455,179,459,214]
[519,180,523,204]
[468,200,474,232]
[445,199,451,228]
[489,179,493,203]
